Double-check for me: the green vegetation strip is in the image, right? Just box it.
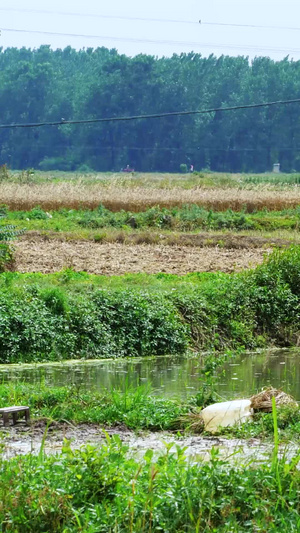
[1,247,300,361]
[1,382,300,440]
[7,203,300,232]
[1,432,300,531]
[0,383,188,430]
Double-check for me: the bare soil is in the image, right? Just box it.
[1,420,264,461]
[14,236,271,274]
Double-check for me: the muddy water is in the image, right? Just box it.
[1,348,300,400]
[2,349,300,460]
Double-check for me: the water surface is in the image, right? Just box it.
[1,348,300,399]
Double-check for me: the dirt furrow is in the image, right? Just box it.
[14,239,270,275]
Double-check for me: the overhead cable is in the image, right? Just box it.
[1,8,300,32]
[1,98,300,130]
[1,27,300,55]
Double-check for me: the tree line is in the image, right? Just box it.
[0,45,300,173]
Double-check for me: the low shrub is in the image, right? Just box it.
[0,287,188,362]
[0,247,300,361]
[39,157,74,171]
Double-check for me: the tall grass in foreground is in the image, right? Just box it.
[1,434,300,532]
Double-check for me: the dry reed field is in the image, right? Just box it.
[2,181,300,212]
[14,237,270,275]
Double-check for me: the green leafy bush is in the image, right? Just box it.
[0,287,188,362]
[26,206,49,220]
[180,163,188,173]
[0,209,25,272]
[1,247,300,361]
[0,243,14,272]
[39,157,74,171]
[91,290,188,357]
[0,164,10,181]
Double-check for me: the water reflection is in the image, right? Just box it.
[0,348,300,399]
[218,348,300,400]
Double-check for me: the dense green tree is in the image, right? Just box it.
[0,46,299,172]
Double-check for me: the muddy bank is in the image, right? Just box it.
[1,420,272,462]
[14,238,270,274]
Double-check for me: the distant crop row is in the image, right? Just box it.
[7,204,300,233]
[2,180,300,212]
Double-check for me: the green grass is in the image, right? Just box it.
[244,173,300,186]
[0,268,222,293]
[0,383,189,430]
[1,432,300,531]
[0,381,299,441]
[217,405,300,442]
[6,204,300,233]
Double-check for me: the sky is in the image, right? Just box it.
[0,0,300,60]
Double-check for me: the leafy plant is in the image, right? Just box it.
[0,164,10,182]
[0,247,300,360]
[1,436,300,532]
[0,208,25,272]
[180,163,188,173]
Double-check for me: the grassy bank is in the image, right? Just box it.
[1,246,300,362]
[0,383,188,430]
[1,382,300,440]
[1,433,300,532]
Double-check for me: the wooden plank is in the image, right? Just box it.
[3,412,9,427]
[0,406,29,413]
[0,406,30,426]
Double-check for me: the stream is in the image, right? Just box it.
[0,347,299,399]
[1,348,299,460]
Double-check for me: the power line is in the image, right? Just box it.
[1,98,300,130]
[2,27,300,55]
[0,7,198,24]
[2,7,300,32]
[29,145,300,153]
[200,21,300,32]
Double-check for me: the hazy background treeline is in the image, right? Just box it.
[1,45,300,173]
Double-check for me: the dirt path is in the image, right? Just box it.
[14,238,270,275]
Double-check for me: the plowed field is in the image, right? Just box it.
[14,237,270,275]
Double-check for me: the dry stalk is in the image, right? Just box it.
[250,387,298,412]
[2,182,300,212]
